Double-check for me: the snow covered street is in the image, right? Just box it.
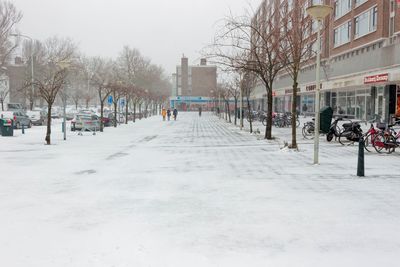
[1,112,400,267]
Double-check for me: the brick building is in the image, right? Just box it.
[251,0,400,122]
[170,56,217,111]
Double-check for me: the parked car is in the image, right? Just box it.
[71,114,100,131]
[0,110,32,129]
[107,112,125,125]
[26,110,47,126]
[96,114,111,127]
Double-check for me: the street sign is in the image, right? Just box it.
[108,95,113,105]
[120,98,125,107]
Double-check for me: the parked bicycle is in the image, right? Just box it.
[302,119,315,139]
[274,113,300,128]
[372,119,400,154]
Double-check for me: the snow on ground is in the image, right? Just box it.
[0,112,400,267]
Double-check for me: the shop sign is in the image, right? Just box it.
[305,84,322,92]
[285,88,300,95]
[364,73,389,84]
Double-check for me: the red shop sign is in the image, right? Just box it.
[364,73,389,84]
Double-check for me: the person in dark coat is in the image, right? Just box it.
[198,107,202,117]
[167,109,171,121]
[173,108,178,121]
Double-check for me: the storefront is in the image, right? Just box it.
[273,71,400,122]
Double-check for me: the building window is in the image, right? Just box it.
[334,0,351,18]
[354,6,378,38]
[334,21,351,47]
[354,0,367,7]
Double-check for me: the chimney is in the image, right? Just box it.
[200,58,207,66]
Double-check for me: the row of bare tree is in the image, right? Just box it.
[208,1,319,149]
[0,1,171,145]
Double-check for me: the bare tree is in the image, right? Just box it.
[280,1,313,149]
[242,71,256,133]
[0,1,22,68]
[0,73,8,110]
[88,57,113,132]
[33,37,77,145]
[208,5,285,139]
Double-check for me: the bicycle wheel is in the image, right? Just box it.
[296,118,300,128]
[373,133,396,154]
[338,131,353,146]
[262,117,267,126]
[363,133,374,152]
[302,124,314,139]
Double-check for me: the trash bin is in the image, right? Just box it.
[320,106,333,134]
[0,118,14,136]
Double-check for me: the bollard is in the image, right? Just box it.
[357,137,365,177]
[22,124,25,134]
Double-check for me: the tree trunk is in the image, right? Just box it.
[29,100,34,111]
[265,85,273,140]
[226,100,231,123]
[234,97,237,125]
[113,102,117,127]
[291,79,298,149]
[125,98,129,124]
[1,100,3,111]
[247,97,252,133]
[45,105,52,145]
[133,102,136,123]
[100,101,104,132]
[139,103,142,120]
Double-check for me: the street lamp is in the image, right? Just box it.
[11,33,35,109]
[306,4,333,165]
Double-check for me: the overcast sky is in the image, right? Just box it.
[13,0,257,75]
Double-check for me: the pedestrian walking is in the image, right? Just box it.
[302,103,308,118]
[162,108,167,121]
[173,108,178,121]
[198,106,202,117]
[167,109,171,121]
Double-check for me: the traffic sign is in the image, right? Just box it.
[107,95,113,105]
[120,98,125,107]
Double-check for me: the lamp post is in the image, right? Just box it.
[11,33,35,109]
[306,4,333,165]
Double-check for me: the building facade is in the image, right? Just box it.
[171,56,217,111]
[251,0,400,122]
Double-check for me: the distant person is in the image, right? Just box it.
[167,109,171,121]
[198,107,202,117]
[161,108,166,121]
[173,108,178,121]
[302,103,307,117]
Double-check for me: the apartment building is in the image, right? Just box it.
[170,56,217,111]
[251,0,400,122]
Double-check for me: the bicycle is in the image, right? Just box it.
[373,120,400,154]
[302,119,315,139]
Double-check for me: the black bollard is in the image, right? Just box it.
[357,138,365,177]
[22,124,25,134]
